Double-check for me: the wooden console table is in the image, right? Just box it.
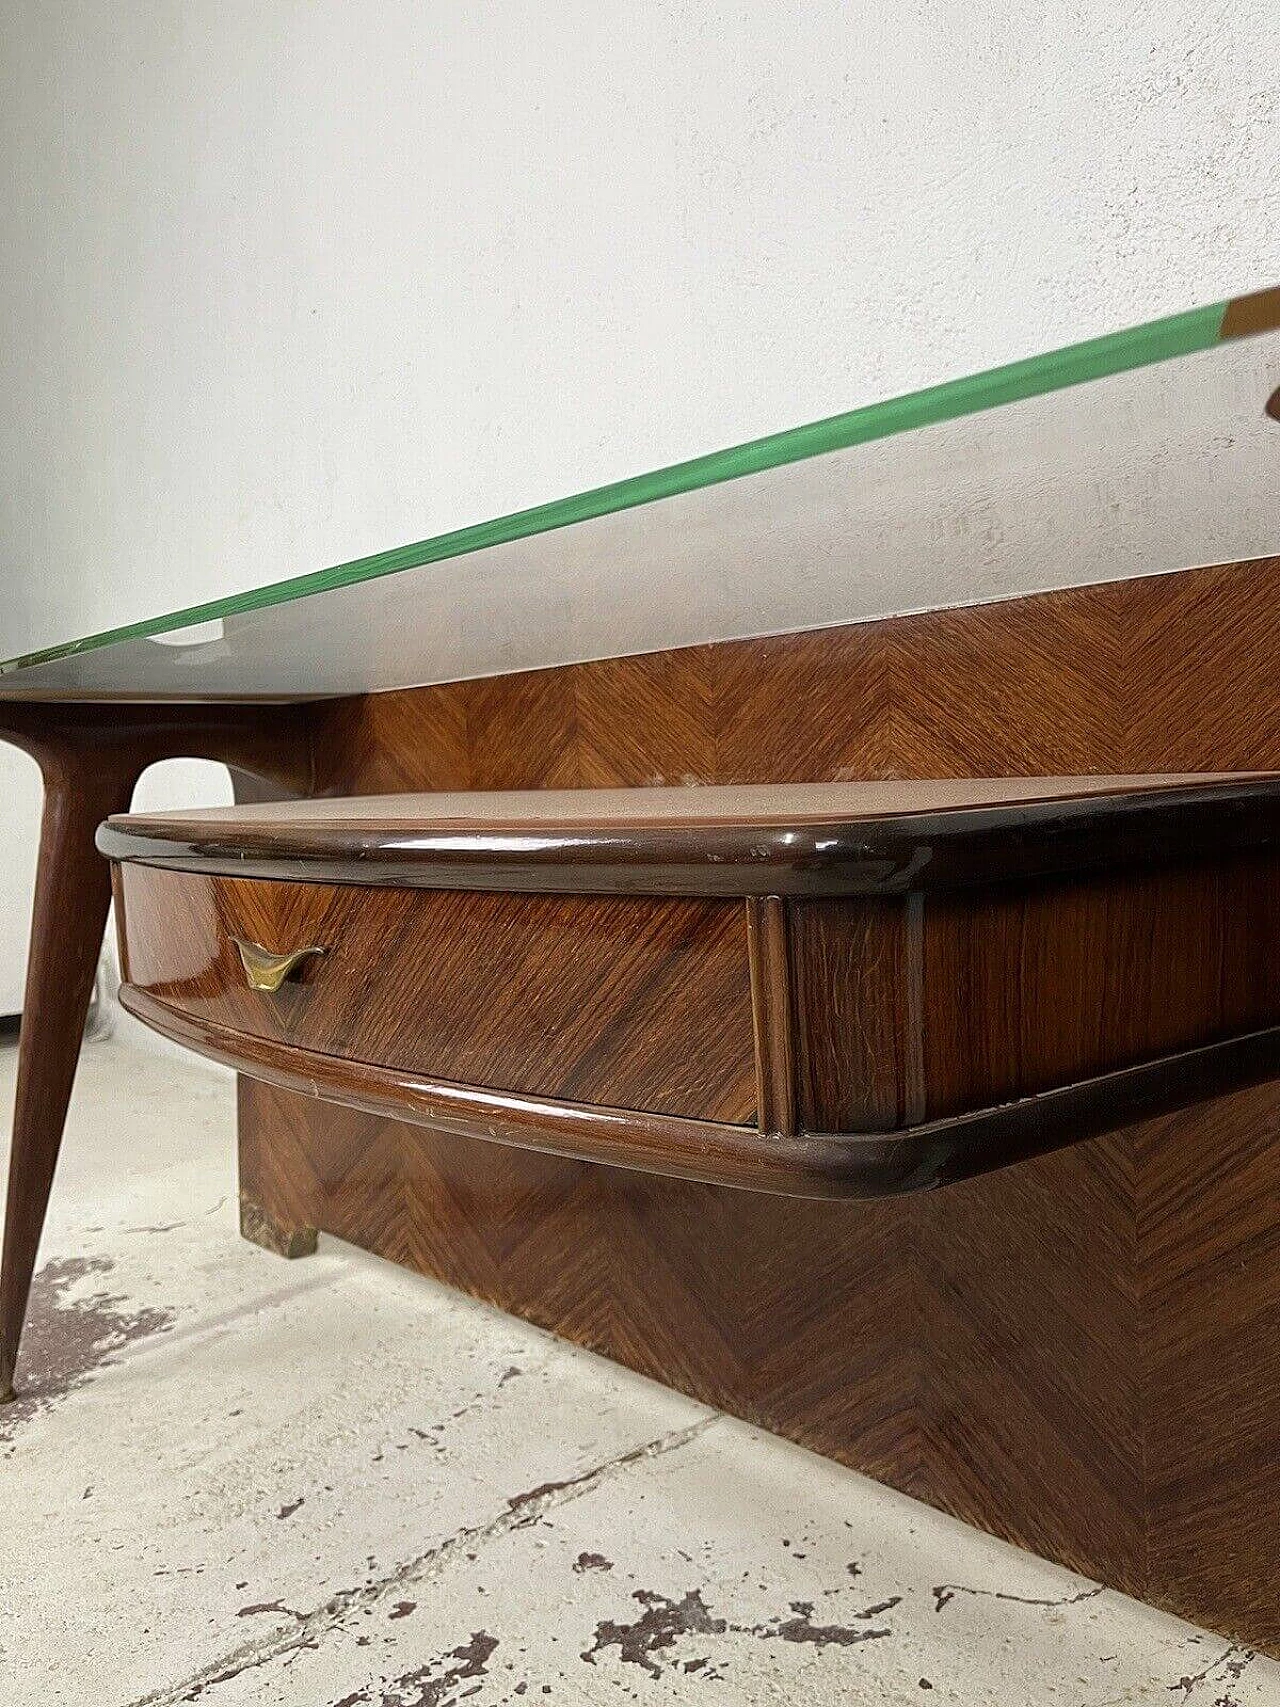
[2,285,1279,1650]
[99,776,1280,1198]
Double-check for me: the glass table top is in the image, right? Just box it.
[3,286,1278,701]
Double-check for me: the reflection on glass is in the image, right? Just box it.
[3,288,1277,699]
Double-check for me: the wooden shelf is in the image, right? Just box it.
[97,771,1280,892]
[100,773,1280,1197]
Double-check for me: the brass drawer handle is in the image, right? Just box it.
[231,937,326,993]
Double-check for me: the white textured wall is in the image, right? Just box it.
[2,0,1277,664]
[0,2,1277,1016]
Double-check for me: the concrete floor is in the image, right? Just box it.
[2,1035,1279,1707]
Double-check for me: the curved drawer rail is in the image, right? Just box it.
[121,986,1280,1199]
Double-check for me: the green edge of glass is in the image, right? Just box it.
[0,294,1249,675]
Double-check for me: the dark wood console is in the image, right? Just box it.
[2,280,1278,1649]
[227,559,1280,1654]
[102,774,1280,1200]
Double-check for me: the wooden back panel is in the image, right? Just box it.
[241,556,1280,1651]
[310,556,1280,792]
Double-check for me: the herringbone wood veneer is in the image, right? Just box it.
[242,557,1280,1650]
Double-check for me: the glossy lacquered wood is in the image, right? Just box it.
[234,556,1280,1652]
[0,701,312,1404]
[108,773,1280,1196]
[8,553,1280,1650]
[121,982,1280,1201]
[794,857,1280,1129]
[304,556,1280,791]
[113,867,757,1123]
[238,1067,1280,1648]
[97,771,1280,896]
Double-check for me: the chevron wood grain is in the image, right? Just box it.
[241,555,1280,1652]
[118,867,758,1123]
[308,558,1280,794]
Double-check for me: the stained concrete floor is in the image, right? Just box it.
[2,1034,1279,1707]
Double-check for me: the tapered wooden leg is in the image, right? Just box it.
[0,759,140,1401]
[0,700,315,1403]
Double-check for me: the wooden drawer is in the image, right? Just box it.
[101,775,1280,1199]
[113,866,759,1123]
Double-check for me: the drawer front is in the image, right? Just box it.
[114,866,758,1123]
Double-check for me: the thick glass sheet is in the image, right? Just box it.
[3,289,1277,700]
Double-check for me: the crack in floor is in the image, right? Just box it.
[1167,1642,1256,1699]
[119,1413,719,1707]
[120,1195,230,1235]
[932,1582,1105,1613]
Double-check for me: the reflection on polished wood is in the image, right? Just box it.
[0,702,312,1406]
[95,770,1280,894]
[106,775,1280,1194]
[5,556,1280,1656]
[112,868,758,1124]
[116,985,1280,1204]
[232,557,1280,1653]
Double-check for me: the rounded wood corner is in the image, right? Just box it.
[119,985,1280,1201]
